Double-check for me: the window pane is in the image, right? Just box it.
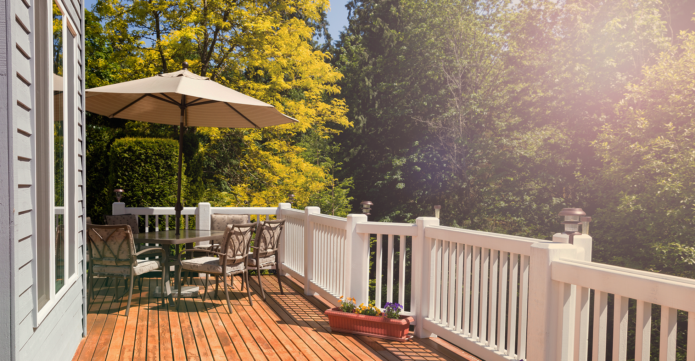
[53,2,64,293]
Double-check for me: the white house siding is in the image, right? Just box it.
[3,0,86,357]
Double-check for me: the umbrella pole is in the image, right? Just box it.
[175,105,185,236]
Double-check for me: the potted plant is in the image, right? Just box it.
[324,297,414,341]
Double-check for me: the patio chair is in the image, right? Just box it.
[185,214,250,285]
[86,224,164,316]
[243,219,286,301]
[176,222,257,313]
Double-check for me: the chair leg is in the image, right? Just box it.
[126,273,135,317]
[244,271,253,306]
[214,276,220,300]
[137,276,142,292]
[202,274,210,302]
[224,275,233,314]
[161,266,166,307]
[176,266,184,310]
[276,264,283,295]
[257,266,265,301]
[241,272,245,291]
[230,274,235,289]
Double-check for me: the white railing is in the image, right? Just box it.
[356,221,418,314]
[282,208,307,280]
[110,201,695,360]
[419,226,543,361]
[551,259,695,361]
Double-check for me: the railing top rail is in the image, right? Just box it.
[309,213,347,229]
[123,207,196,215]
[281,208,306,219]
[424,225,548,256]
[356,222,418,236]
[210,207,278,215]
[553,258,695,312]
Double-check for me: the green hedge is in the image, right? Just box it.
[108,137,186,208]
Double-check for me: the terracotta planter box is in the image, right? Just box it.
[324,307,414,341]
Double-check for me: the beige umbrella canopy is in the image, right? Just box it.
[85,62,298,234]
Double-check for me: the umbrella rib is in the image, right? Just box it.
[186,100,218,107]
[109,94,148,118]
[151,93,181,106]
[224,103,259,128]
[185,98,205,106]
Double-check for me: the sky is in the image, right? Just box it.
[84,0,351,44]
[325,0,350,42]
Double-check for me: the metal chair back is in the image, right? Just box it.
[86,224,137,267]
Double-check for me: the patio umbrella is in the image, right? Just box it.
[85,62,297,235]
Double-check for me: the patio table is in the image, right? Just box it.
[132,230,225,305]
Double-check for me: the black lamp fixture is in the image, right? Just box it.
[360,201,373,217]
[558,208,586,244]
[114,188,124,202]
[288,192,295,206]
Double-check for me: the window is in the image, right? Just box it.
[34,0,78,320]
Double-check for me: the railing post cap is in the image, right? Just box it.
[278,202,291,209]
[552,232,570,243]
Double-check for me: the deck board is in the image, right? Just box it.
[73,274,478,361]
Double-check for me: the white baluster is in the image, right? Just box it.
[480,248,489,344]
[145,215,149,233]
[635,300,652,361]
[519,255,530,359]
[508,253,519,357]
[440,240,449,326]
[447,239,456,329]
[185,215,189,230]
[455,243,464,333]
[375,234,383,308]
[488,249,499,347]
[471,246,481,340]
[165,215,169,230]
[497,251,508,353]
[387,234,394,303]
[155,215,159,232]
[687,311,695,361]
[463,244,472,336]
[613,295,629,361]
[660,306,677,361]
[399,235,406,307]
[575,286,591,361]
[592,291,608,361]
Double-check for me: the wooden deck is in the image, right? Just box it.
[72,273,479,361]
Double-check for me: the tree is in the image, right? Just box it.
[90,0,352,209]
[593,31,695,278]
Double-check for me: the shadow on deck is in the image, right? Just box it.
[72,273,479,360]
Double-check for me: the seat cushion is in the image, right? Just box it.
[181,257,245,274]
[247,254,276,267]
[93,259,160,276]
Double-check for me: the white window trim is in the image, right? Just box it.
[33,0,80,327]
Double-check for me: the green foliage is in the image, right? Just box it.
[108,137,186,208]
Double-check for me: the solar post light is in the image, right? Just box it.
[360,201,373,217]
[114,188,124,202]
[288,192,295,206]
[558,208,586,244]
[434,205,441,219]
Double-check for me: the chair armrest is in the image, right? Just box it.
[134,247,164,256]
[184,249,227,258]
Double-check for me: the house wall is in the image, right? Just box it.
[2,0,86,357]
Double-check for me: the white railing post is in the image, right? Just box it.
[276,203,291,267]
[526,242,581,360]
[303,206,320,296]
[414,217,440,338]
[196,202,211,231]
[112,202,126,215]
[345,213,369,305]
